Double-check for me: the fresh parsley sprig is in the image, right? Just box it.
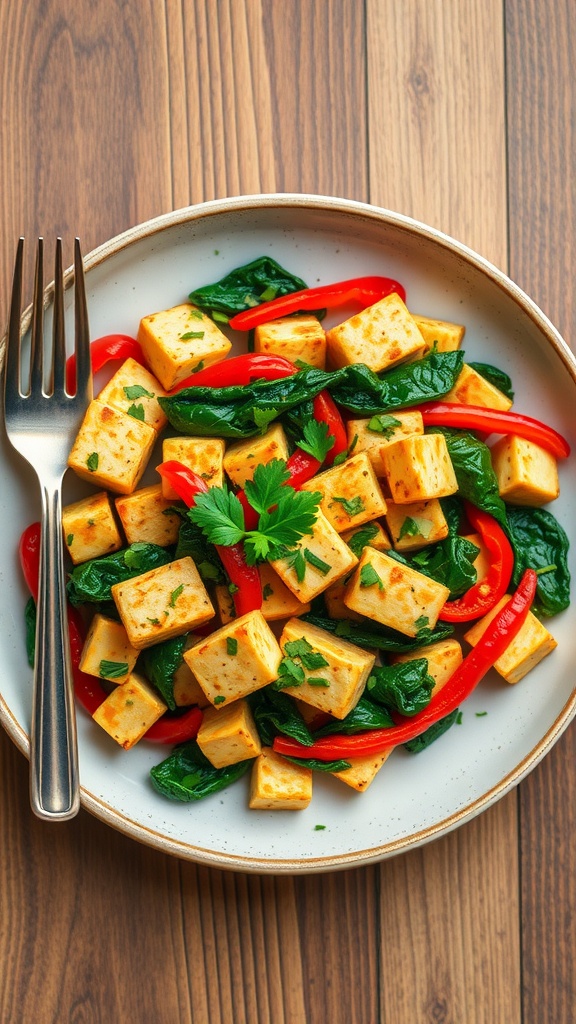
[296,420,335,464]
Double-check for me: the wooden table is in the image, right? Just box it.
[1,3,574,1021]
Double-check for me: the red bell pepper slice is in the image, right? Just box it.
[415,402,570,459]
[144,706,203,744]
[156,461,262,616]
[171,353,298,391]
[227,275,406,332]
[19,521,41,601]
[439,503,514,622]
[273,568,537,761]
[65,334,145,393]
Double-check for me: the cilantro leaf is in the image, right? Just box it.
[244,459,291,514]
[359,564,384,589]
[123,384,154,400]
[244,489,321,563]
[346,523,379,557]
[332,495,365,517]
[367,413,402,438]
[189,487,246,546]
[297,420,335,463]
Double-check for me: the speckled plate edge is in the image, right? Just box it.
[2,193,575,873]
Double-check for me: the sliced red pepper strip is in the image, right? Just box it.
[228,275,406,332]
[144,706,203,744]
[67,605,108,715]
[312,390,348,465]
[172,353,298,391]
[415,402,570,459]
[273,569,537,761]
[19,520,41,601]
[439,503,514,622]
[156,461,262,616]
[65,334,145,393]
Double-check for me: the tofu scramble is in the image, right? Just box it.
[25,259,570,810]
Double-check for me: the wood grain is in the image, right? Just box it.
[506,2,576,1021]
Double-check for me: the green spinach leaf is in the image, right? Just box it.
[67,543,172,607]
[468,361,514,401]
[328,350,465,415]
[313,696,394,736]
[140,634,189,711]
[410,535,480,597]
[282,756,352,773]
[403,708,460,752]
[249,687,314,747]
[366,659,435,717]
[188,257,308,320]
[150,741,251,801]
[430,428,508,529]
[302,613,454,652]
[507,506,570,617]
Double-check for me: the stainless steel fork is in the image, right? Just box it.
[3,238,92,820]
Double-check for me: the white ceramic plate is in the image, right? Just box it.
[1,195,575,873]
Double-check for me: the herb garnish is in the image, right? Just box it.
[86,452,99,472]
[367,413,402,438]
[226,637,238,656]
[296,420,335,463]
[332,495,365,517]
[123,384,154,400]
[359,564,384,589]
[99,659,129,679]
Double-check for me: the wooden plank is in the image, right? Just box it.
[505,2,576,1021]
[366,3,521,1021]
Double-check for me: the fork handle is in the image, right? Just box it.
[30,483,80,820]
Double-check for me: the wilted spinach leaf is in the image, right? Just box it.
[468,361,514,401]
[282,756,352,773]
[313,696,394,737]
[507,506,570,617]
[329,350,465,415]
[67,543,172,607]
[430,428,508,529]
[410,535,480,597]
[302,614,454,652]
[366,659,435,717]
[174,513,226,584]
[249,687,314,747]
[150,741,251,801]
[140,634,189,711]
[188,257,308,320]
[403,708,460,753]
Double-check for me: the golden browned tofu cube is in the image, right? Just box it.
[115,484,181,546]
[249,747,312,810]
[137,302,232,390]
[79,613,139,684]
[161,435,225,497]
[254,314,326,368]
[346,410,424,478]
[223,423,289,488]
[259,563,312,621]
[270,510,358,603]
[172,635,211,708]
[385,498,449,552]
[62,491,123,565]
[111,556,215,650]
[92,671,167,749]
[381,433,458,503]
[443,364,513,411]
[326,292,426,372]
[490,435,559,506]
[391,639,463,697]
[67,400,156,495]
[332,748,394,792]
[411,314,465,354]
[464,597,557,684]
[299,452,387,533]
[277,618,375,719]
[96,357,169,431]
[341,520,391,553]
[324,577,363,621]
[183,611,282,707]
[196,699,262,768]
[343,548,450,637]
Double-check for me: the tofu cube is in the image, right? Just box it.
[343,548,450,637]
[341,520,391,553]
[490,435,559,506]
[67,400,156,494]
[461,532,490,583]
[62,491,123,565]
[92,671,167,749]
[259,563,312,621]
[137,302,232,390]
[390,639,463,697]
[331,748,394,792]
[325,292,426,373]
[79,613,139,684]
[380,432,458,503]
[411,314,465,354]
[183,611,283,707]
[196,699,262,768]
[172,635,211,708]
[324,577,363,621]
[115,484,181,546]
[277,618,375,720]
[254,314,326,368]
[249,747,312,810]
[223,423,289,488]
[96,357,168,431]
[161,436,225,498]
[111,556,215,650]
[346,410,424,478]
[270,510,358,603]
[443,364,513,411]
[299,452,388,533]
[464,597,557,684]
[385,498,449,552]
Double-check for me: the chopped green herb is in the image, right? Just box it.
[262,583,274,600]
[212,310,229,323]
[314,824,326,831]
[147,617,161,625]
[415,614,429,631]
[190,309,204,319]
[284,637,329,670]
[359,564,384,589]
[87,519,96,527]
[123,384,154,400]
[456,711,463,724]
[259,285,278,301]
[275,658,306,688]
[228,582,240,595]
[367,413,402,438]
[332,495,365,517]
[169,585,184,608]
[333,433,359,466]
[86,452,99,472]
[192,360,205,373]
[346,523,379,557]
[127,402,146,421]
[125,699,134,706]
[214,695,226,705]
[66,534,74,546]
[226,637,238,656]
[180,330,205,340]
[303,548,331,575]
[475,711,488,717]
[307,677,330,687]
[99,659,129,680]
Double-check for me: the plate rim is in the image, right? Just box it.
[2,192,575,872]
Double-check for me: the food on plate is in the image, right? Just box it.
[18,258,572,811]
